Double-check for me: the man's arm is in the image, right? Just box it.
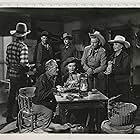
[93,50,107,74]
[35,77,56,102]
[36,44,42,68]
[20,44,29,73]
[20,45,29,66]
[81,48,90,71]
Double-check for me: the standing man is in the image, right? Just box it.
[36,31,53,77]
[81,30,107,91]
[6,22,30,123]
[60,33,76,74]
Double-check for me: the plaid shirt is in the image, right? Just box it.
[6,40,29,78]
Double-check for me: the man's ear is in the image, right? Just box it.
[41,36,43,41]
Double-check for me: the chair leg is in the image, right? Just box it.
[17,110,23,133]
[31,115,34,131]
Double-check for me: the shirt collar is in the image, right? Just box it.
[45,72,52,80]
[64,43,71,49]
[89,46,100,55]
[114,49,122,57]
[41,42,50,49]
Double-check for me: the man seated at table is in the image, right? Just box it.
[32,59,70,132]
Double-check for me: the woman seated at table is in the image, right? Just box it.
[57,57,81,92]
[57,57,90,126]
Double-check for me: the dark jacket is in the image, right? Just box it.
[109,50,130,83]
[60,44,76,63]
[36,42,53,67]
[36,42,53,76]
[32,73,57,111]
[60,44,76,74]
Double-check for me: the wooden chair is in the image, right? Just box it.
[17,87,41,133]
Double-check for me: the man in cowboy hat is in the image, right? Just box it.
[35,30,53,77]
[81,30,107,91]
[105,35,130,102]
[59,33,76,74]
[6,22,31,123]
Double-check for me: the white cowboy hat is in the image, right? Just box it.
[108,35,130,48]
[10,22,31,37]
[88,31,106,46]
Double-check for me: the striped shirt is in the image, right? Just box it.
[6,40,29,78]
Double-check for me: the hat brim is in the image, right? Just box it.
[108,40,130,48]
[89,33,105,46]
[10,30,31,37]
[41,32,49,37]
[63,57,78,67]
[62,35,73,40]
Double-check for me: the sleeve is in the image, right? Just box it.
[19,45,29,73]
[6,46,9,65]
[62,74,69,86]
[35,77,55,102]
[93,50,107,74]
[73,45,77,57]
[49,45,53,59]
[81,48,90,71]
[20,45,29,66]
[36,44,42,67]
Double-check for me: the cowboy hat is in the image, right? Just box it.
[63,57,78,67]
[41,31,49,37]
[89,30,106,46]
[62,33,72,40]
[10,22,31,37]
[108,35,130,48]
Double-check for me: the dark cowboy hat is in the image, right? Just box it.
[41,31,49,37]
[62,32,72,40]
[63,57,78,67]
[10,22,31,37]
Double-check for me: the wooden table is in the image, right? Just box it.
[55,90,108,133]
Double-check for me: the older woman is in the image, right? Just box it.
[105,35,131,102]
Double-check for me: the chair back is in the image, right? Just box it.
[17,87,36,133]
[18,87,36,110]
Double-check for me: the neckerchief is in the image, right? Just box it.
[42,42,50,50]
